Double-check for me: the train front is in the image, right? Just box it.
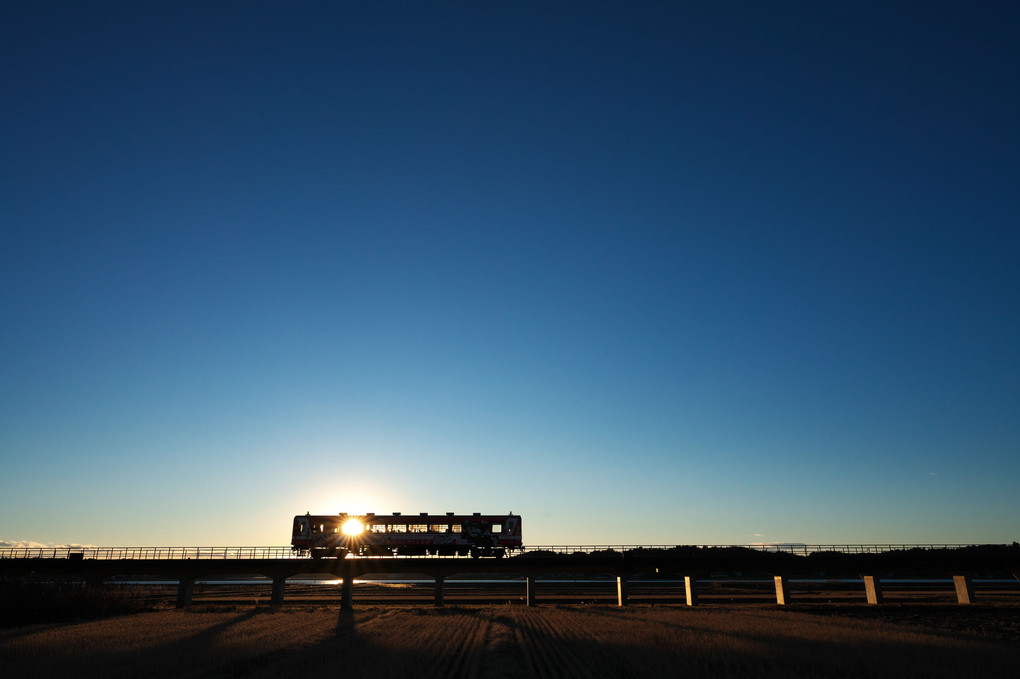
[291,513,367,557]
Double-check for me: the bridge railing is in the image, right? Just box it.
[0,543,978,560]
[522,544,974,556]
[0,546,304,560]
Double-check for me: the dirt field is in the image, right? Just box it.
[2,604,1018,679]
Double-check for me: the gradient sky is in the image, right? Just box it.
[2,2,1018,548]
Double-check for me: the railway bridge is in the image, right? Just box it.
[2,544,1016,609]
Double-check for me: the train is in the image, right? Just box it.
[291,511,523,558]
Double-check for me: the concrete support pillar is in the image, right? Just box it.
[176,578,195,609]
[617,576,629,607]
[271,577,286,607]
[774,576,790,605]
[434,576,445,607]
[340,576,354,609]
[862,575,883,605]
[684,576,699,606]
[526,576,537,607]
[953,575,974,605]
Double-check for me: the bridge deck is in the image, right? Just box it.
[0,543,984,560]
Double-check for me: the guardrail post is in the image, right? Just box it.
[271,577,286,607]
[617,576,629,606]
[862,575,883,605]
[684,576,698,606]
[953,575,974,604]
[434,576,445,607]
[526,576,537,606]
[176,578,195,609]
[774,576,790,605]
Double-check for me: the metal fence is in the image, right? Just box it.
[522,544,974,556]
[0,546,303,560]
[0,543,977,560]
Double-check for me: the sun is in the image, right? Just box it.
[341,518,364,536]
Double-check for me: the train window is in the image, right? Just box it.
[390,524,406,533]
[429,525,446,533]
[451,524,461,533]
[409,524,427,533]
[492,524,502,533]
[369,524,386,533]
[318,524,324,533]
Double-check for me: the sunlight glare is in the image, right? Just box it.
[342,519,364,536]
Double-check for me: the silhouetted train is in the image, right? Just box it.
[291,512,523,558]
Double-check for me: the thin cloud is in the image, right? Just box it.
[1,539,96,549]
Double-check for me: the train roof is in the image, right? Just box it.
[299,512,516,523]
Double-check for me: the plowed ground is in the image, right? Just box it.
[2,605,1017,679]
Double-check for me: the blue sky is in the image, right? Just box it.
[2,2,1018,548]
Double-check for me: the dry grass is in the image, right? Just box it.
[2,605,1017,678]
[0,579,152,627]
